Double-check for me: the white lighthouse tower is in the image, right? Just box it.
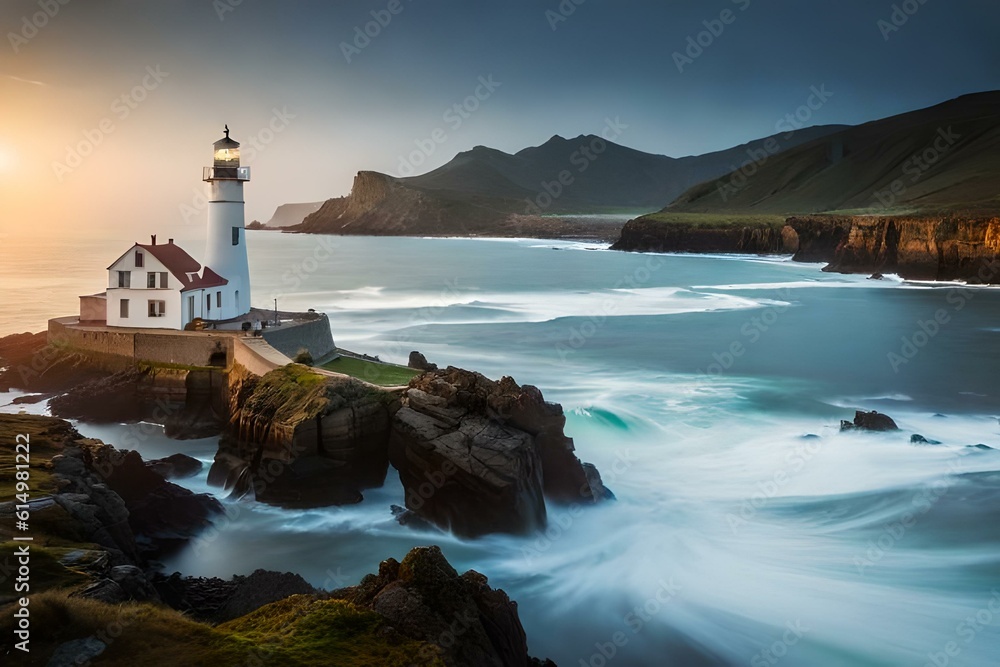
[203,125,252,318]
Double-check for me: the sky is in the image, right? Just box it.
[0,0,997,240]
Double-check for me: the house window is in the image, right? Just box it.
[232,227,240,245]
[120,299,129,319]
[147,272,156,288]
[148,300,165,317]
[135,251,144,267]
[206,294,211,312]
[117,271,130,288]
[159,272,168,288]
[235,290,239,310]
[187,295,195,322]
[216,291,222,308]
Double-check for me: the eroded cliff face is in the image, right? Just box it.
[789,215,1000,283]
[611,218,797,254]
[212,364,397,507]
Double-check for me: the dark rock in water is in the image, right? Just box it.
[390,368,609,537]
[336,545,552,667]
[869,272,884,280]
[391,504,439,531]
[392,400,545,537]
[583,462,615,501]
[911,434,942,445]
[969,444,995,451]
[11,393,51,405]
[76,443,222,559]
[800,434,821,440]
[933,413,948,418]
[408,350,438,372]
[841,410,899,432]
[147,453,203,480]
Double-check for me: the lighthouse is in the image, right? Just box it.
[203,125,252,318]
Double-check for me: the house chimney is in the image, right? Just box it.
[168,238,174,244]
[151,234,157,245]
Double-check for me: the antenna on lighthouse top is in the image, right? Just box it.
[224,124,230,139]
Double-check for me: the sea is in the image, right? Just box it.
[2,231,999,666]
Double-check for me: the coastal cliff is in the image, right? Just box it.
[789,215,1000,283]
[611,216,797,254]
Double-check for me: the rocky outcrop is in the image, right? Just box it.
[263,201,324,228]
[789,215,1000,283]
[147,453,203,479]
[841,410,899,433]
[611,217,797,254]
[335,545,555,667]
[390,367,610,537]
[212,364,397,507]
[409,350,438,371]
[70,439,222,559]
[153,569,317,622]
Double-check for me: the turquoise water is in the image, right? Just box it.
[3,232,1000,666]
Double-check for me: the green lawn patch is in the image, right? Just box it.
[321,356,420,387]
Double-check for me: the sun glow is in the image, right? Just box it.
[0,145,18,172]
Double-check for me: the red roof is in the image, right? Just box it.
[108,241,229,291]
[187,266,229,289]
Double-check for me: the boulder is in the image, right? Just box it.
[390,367,610,537]
[146,453,204,480]
[46,637,107,667]
[152,569,317,623]
[337,545,551,667]
[409,351,439,371]
[911,434,942,445]
[841,410,899,432]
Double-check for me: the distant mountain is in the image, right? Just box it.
[264,201,324,228]
[287,126,843,237]
[661,91,1000,216]
[612,92,1000,284]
